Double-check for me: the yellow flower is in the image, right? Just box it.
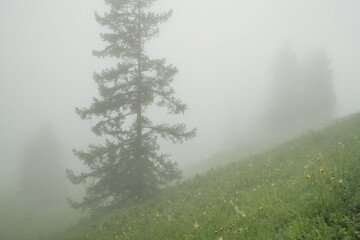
[214,230,218,234]
[319,168,324,172]
[220,227,223,232]
[307,175,311,179]
[331,176,335,180]
[260,206,264,211]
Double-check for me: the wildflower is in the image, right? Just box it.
[214,230,218,234]
[193,222,199,229]
[331,176,335,180]
[220,227,223,232]
[238,209,246,217]
[260,206,264,211]
[307,175,311,179]
[320,168,324,172]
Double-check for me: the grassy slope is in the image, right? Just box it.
[183,139,276,178]
[56,113,360,240]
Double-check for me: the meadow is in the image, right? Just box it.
[53,113,360,239]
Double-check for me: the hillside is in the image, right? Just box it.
[55,113,360,239]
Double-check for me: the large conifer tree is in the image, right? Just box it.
[67,0,195,212]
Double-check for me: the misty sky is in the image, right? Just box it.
[1,0,360,189]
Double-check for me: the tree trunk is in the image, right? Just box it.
[133,3,144,198]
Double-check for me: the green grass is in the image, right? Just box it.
[54,113,360,239]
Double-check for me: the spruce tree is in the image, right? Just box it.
[67,0,196,212]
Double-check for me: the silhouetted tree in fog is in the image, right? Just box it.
[67,0,196,213]
[268,45,335,137]
[20,125,67,206]
[269,44,301,135]
[299,49,336,128]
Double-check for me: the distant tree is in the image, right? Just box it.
[268,43,301,135]
[299,49,336,128]
[67,0,196,212]
[268,45,335,137]
[20,125,67,206]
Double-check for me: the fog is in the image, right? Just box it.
[1,0,360,193]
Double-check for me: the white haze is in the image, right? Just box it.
[1,0,360,189]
